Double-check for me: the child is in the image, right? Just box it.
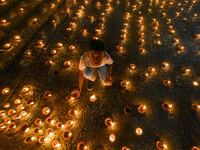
[74,39,113,95]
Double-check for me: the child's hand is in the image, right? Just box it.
[71,88,81,98]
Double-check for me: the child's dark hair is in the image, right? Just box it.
[89,39,105,51]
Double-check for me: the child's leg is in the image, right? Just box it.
[83,67,97,81]
[97,65,107,82]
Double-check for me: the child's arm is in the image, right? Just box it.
[79,70,84,92]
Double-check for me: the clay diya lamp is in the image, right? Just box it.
[4,118,11,124]
[8,122,16,130]
[44,91,52,99]
[42,107,50,115]
[124,106,132,115]
[138,105,146,114]
[1,88,10,95]
[105,118,114,127]
[26,98,34,106]
[35,118,42,125]
[62,130,72,140]
[0,124,6,131]
[162,102,172,111]
[20,123,29,133]
[39,136,46,144]
[66,120,74,127]
[52,140,60,148]
[90,95,97,102]
[135,127,143,136]
[109,133,116,142]
[14,99,21,104]
[77,141,87,150]
[68,109,77,117]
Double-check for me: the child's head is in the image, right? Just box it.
[87,39,105,66]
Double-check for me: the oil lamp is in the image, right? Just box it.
[26,98,34,106]
[109,134,116,142]
[8,109,16,116]
[192,103,200,111]
[17,105,25,111]
[20,123,29,133]
[195,34,200,39]
[12,114,20,120]
[162,102,172,111]
[65,8,70,13]
[42,107,50,115]
[148,67,155,72]
[90,95,97,102]
[130,64,136,70]
[14,99,21,104]
[18,8,24,13]
[155,34,160,37]
[138,105,146,113]
[20,111,27,117]
[14,35,21,41]
[105,118,114,127]
[121,147,129,150]
[64,61,71,67]
[57,42,63,47]
[1,88,10,95]
[32,18,38,23]
[46,128,53,136]
[77,141,87,150]
[135,127,143,135]
[69,45,75,50]
[35,118,42,125]
[39,136,46,144]
[182,17,187,21]
[191,146,199,150]
[52,140,60,148]
[62,130,72,140]
[8,123,16,130]
[120,81,129,88]
[124,106,132,115]
[56,122,63,128]
[4,103,10,108]
[157,40,162,45]
[4,118,11,124]
[162,62,170,69]
[193,81,199,86]
[181,68,191,75]
[0,124,6,131]
[68,109,77,117]
[4,43,11,49]
[0,110,6,116]
[46,117,53,124]
[24,137,33,144]
[44,91,52,98]
[162,80,171,86]
[156,141,168,150]
[66,120,74,127]
[33,127,41,134]
[173,38,179,43]
[116,46,123,51]
[0,19,7,24]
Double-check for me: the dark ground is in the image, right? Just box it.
[0,0,200,150]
